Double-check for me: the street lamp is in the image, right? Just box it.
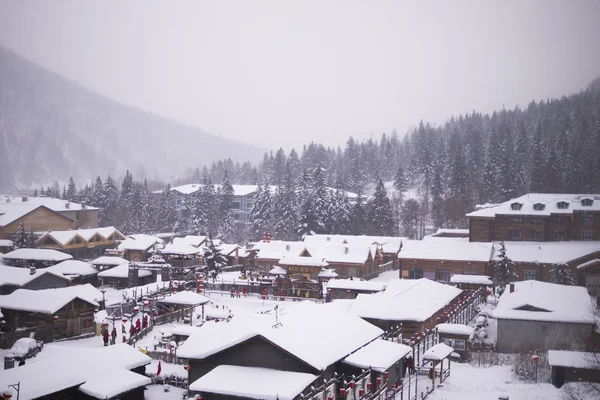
[99,287,107,310]
[3,382,20,400]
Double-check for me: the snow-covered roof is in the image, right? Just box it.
[256,241,307,260]
[189,365,318,400]
[46,260,99,277]
[38,226,123,246]
[161,291,210,306]
[493,280,594,324]
[423,343,454,361]
[1,248,73,262]
[349,279,462,322]
[303,234,404,254]
[0,265,71,287]
[467,193,600,218]
[91,255,129,266]
[547,350,600,369]
[219,243,240,256]
[318,268,338,278]
[0,284,101,314]
[326,279,387,292]
[436,323,473,336]
[118,234,163,251]
[306,243,374,265]
[450,274,493,285]
[79,369,151,399]
[428,228,470,237]
[399,239,493,262]
[0,239,13,247]
[343,339,412,372]
[576,259,600,270]
[0,194,99,211]
[173,235,207,247]
[178,303,383,371]
[160,242,201,256]
[278,255,329,267]
[97,263,152,278]
[269,266,288,275]
[493,241,600,264]
[0,343,151,400]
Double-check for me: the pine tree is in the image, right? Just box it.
[100,176,119,227]
[138,180,153,233]
[66,177,77,201]
[218,210,237,243]
[430,164,445,229]
[13,221,29,249]
[248,181,272,240]
[349,188,367,235]
[367,179,396,236]
[311,166,329,233]
[191,192,208,236]
[400,198,421,239]
[203,238,228,281]
[493,242,519,291]
[548,262,575,286]
[393,165,408,198]
[156,185,177,233]
[117,171,135,233]
[273,164,298,240]
[174,195,192,235]
[33,188,38,197]
[219,170,235,221]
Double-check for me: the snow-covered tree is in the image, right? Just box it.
[174,195,192,235]
[349,188,367,235]
[156,185,176,232]
[218,210,237,243]
[393,165,408,198]
[367,179,396,236]
[66,177,77,201]
[203,238,228,281]
[400,198,422,239]
[493,242,518,292]
[12,221,33,249]
[549,262,575,286]
[100,175,119,227]
[248,181,272,240]
[273,164,298,240]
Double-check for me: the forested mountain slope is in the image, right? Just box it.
[0,47,265,190]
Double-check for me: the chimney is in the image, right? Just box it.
[65,202,70,209]
[286,244,291,251]
[81,203,86,209]
[509,283,515,293]
[345,247,349,254]
[21,196,28,202]
[29,266,36,275]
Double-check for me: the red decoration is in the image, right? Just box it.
[52,315,59,322]
[350,381,355,389]
[376,377,382,386]
[384,371,389,380]
[184,364,191,371]
[328,397,334,400]
[358,388,365,396]
[531,355,539,363]
[143,300,150,307]
[340,388,346,396]
[93,308,99,314]
[366,382,371,391]
[2,390,13,399]
[0,320,6,327]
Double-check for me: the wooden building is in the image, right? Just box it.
[0,284,102,342]
[0,265,71,294]
[46,260,99,286]
[255,241,307,271]
[97,264,154,289]
[326,278,387,300]
[0,239,13,254]
[304,244,378,279]
[548,350,600,389]
[36,227,126,259]
[467,194,600,243]
[117,234,164,262]
[1,248,73,268]
[435,323,473,361]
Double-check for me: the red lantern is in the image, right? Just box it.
[350,381,355,389]
[0,320,6,327]
[93,308,99,314]
[102,321,109,328]
[376,377,381,386]
[531,355,539,363]
[327,397,334,400]
[366,382,371,391]
[358,388,365,396]
[340,388,346,396]
[143,300,150,307]
[122,317,128,324]
[184,364,191,371]
[384,371,389,380]
[52,315,59,322]
[2,390,13,399]
[134,306,140,313]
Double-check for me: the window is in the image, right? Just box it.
[552,231,565,241]
[463,270,477,275]
[233,213,240,221]
[75,211,80,220]
[533,203,546,211]
[43,237,58,246]
[530,217,541,224]
[530,230,541,240]
[436,269,450,282]
[581,215,595,226]
[581,198,594,207]
[557,201,569,209]
[523,270,537,281]
[441,338,466,351]
[511,217,523,224]
[581,230,593,241]
[508,230,522,240]
[348,267,357,277]
[511,202,523,211]
[552,216,564,225]
[232,201,241,210]
[409,268,423,279]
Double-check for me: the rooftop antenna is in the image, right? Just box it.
[272,304,283,329]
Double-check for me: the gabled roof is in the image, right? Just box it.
[278,255,329,267]
[78,369,151,399]
[493,281,593,324]
[97,264,152,278]
[173,235,207,247]
[37,227,124,247]
[0,265,71,287]
[467,193,600,218]
[306,243,374,265]
[1,248,73,262]
[343,339,412,372]
[349,279,462,322]
[450,274,493,285]
[178,303,383,371]
[160,291,210,306]
[0,204,75,227]
[0,284,101,314]
[548,350,600,369]
[91,255,129,266]
[326,279,387,292]
[46,260,99,277]
[256,241,307,260]
[0,195,99,212]
[303,234,404,254]
[399,239,493,262]
[160,242,201,256]
[118,234,163,251]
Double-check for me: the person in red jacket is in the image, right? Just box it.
[102,329,109,346]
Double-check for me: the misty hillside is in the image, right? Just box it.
[0,47,265,190]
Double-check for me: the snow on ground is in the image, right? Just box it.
[427,362,560,400]
[144,384,186,400]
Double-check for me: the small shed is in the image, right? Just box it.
[342,338,412,389]
[436,323,473,361]
[548,350,600,388]
[0,265,71,295]
[423,343,454,387]
[160,290,211,323]
[326,278,387,300]
[46,260,99,286]
[97,264,153,289]
[1,248,73,268]
[91,255,129,271]
[449,274,493,291]
[0,239,13,254]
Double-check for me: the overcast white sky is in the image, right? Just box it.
[1,0,599,151]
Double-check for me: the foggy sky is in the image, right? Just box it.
[1,0,600,151]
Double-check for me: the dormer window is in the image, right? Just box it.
[533,203,545,211]
[581,198,594,207]
[557,201,569,210]
[510,202,523,211]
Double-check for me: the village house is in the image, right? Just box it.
[117,234,164,262]
[0,343,152,400]
[91,255,129,271]
[178,303,384,399]
[269,255,331,298]
[428,228,470,239]
[0,264,71,294]
[493,281,595,353]
[46,260,100,286]
[97,263,154,289]
[172,234,208,248]
[435,323,473,361]
[1,248,73,268]
[348,278,462,335]
[449,274,493,291]
[0,239,13,254]
[0,195,99,240]
[305,243,379,279]
[36,226,126,259]
[548,350,600,389]
[255,240,308,271]
[326,278,387,300]
[467,193,600,243]
[0,284,103,342]
[158,241,203,268]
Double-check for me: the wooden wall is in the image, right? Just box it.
[0,208,74,239]
[469,218,491,242]
[398,259,489,280]
[60,209,99,229]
